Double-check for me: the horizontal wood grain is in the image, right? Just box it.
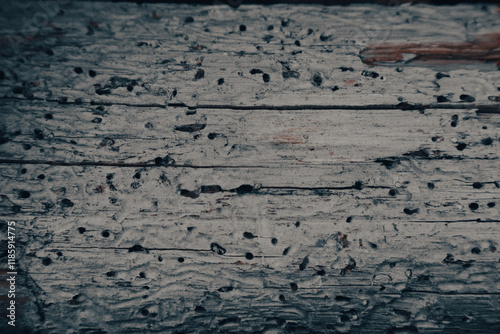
[1,2,500,107]
[1,1,500,333]
[0,100,499,166]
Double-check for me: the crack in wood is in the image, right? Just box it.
[3,96,500,111]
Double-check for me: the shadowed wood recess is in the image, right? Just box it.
[0,0,499,333]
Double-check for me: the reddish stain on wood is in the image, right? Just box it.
[273,134,305,144]
[343,80,360,86]
[360,33,500,66]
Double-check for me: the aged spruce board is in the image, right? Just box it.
[0,1,499,333]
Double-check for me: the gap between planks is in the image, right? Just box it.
[3,96,500,111]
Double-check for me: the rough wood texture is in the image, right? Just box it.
[0,1,499,333]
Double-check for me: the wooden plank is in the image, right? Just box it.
[1,160,499,218]
[2,160,499,331]
[1,1,500,333]
[1,100,499,165]
[1,2,500,107]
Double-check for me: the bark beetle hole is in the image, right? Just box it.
[279,295,286,302]
[243,232,256,239]
[245,252,254,260]
[37,174,45,180]
[471,247,481,254]
[106,271,116,277]
[158,256,163,262]
[469,202,479,210]
[77,227,86,234]
[239,24,246,31]
[101,230,110,238]
[487,202,496,208]
[481,137,493,145]
[283,246,291,255]
[472,182,483,189]
[312,73,322,86]
[435,72,449,79]
[184,16,194,23]
[218,78,224,85]
[290,283,298,291]
[459,94,475,102]
[218,286,234,292]
[403,208,419,215]
[56,252,63,256]
[42,258,51,266]
[133,172,141,179]
[234,184,254,194]
[19,190,30,198]
[141,309,149,316]
[194,69,204,80]
[44,113,53,119]
[20,168,27,174]
[74,67,83,74]
[23,144,32,150]
[299,256,309,270]
[127,85,134,91]
[437,95,449,103]
[153,157,164,165]
[210,242,226,255]
[427,182,435,190]
[361,70,379,79]
[267,25,274,30]
[208,133,216,140]
[271,238,278,245]
[346,216,353,223]
[295,40,301,46]
[177,257,184,263]
[263,73,270,82]
[89,70,96,77]
[456,143,467,151]
[128,244,148,253]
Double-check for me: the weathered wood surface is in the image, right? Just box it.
[0,1,500,333]
[2,2,500,107]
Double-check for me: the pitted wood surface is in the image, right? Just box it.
[0,1,499,333]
